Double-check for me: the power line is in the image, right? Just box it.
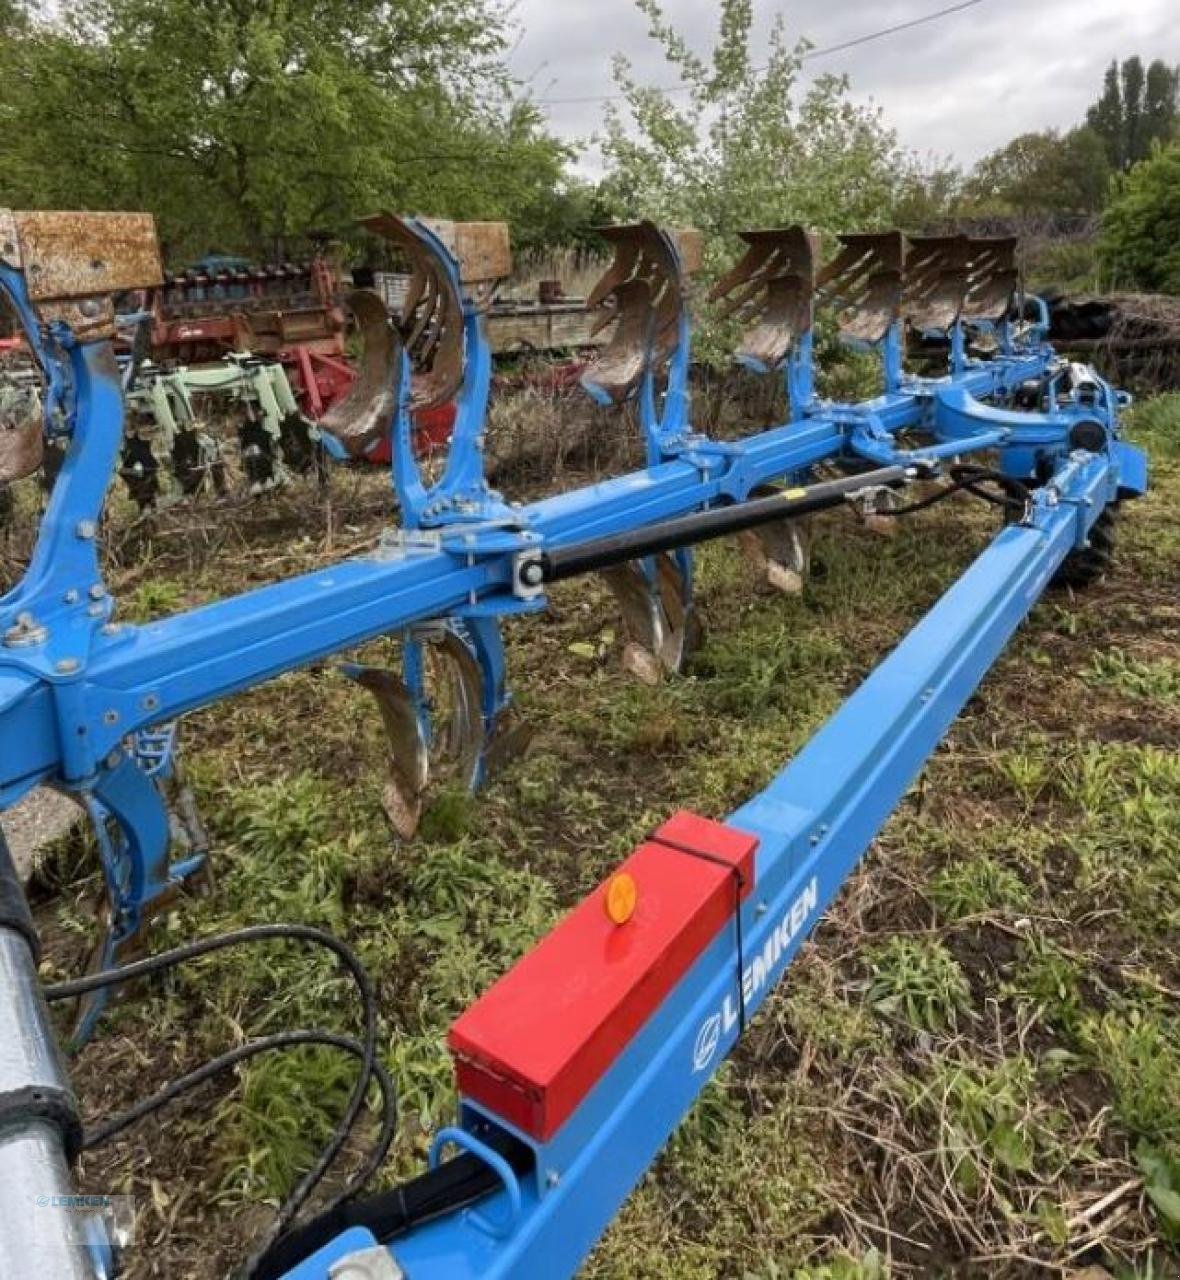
[535,0,989,106]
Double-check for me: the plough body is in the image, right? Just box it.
[0,208,1147,1280]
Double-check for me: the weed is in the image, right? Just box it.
[1126,393,1180,461]
[930,856,1031,920]
[866,936,970,1032]
[1078,1010,1180,1153]
[1138,1144,1180,1243]
[993,741,1051,808]
[1006,935,1085,1033]
[1058,742,1119,813]
[122,578,187,621]
[218,1043,363,1200]
[1085,648,1180,701]
[904,1055,1063,1193]
[418,785,476,843]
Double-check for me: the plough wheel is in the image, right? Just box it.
[1053,503,1119,589]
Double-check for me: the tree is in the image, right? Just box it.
[1086,56,1178,171]
[968,128,1110,216]
[1099,141,1180,293]
[0,0,574,261]
[1144,60,1180,153]
[598,0,913,261]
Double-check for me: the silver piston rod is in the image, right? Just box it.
[0,835,100,1279]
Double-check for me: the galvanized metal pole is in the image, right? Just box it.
[0,836,99,1279]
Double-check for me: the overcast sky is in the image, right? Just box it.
[507,0,1180,175]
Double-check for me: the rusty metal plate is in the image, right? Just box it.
[963,237,1020,323]
[360,212,465,410]
[11,211,162,302]
[0,416,43,485]
[710,226,820,370]
[582,221,692,405]
[903,235,971,331]
[816,232,905,344]
[319,290,401,457]
[671,228,704,278]
[421,219,512,284]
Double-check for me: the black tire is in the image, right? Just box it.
[1052,503,1118,590]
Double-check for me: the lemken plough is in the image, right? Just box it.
[0,207,1147,1279]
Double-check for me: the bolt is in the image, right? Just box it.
[142,694,160,712]
[63,589,79,605]
[76,520,97,540]
[520,561,544,588]
[55,658,79,674]
[546,1170,561,1189]
[87,603,104,618]
[88,584,105,600]
[103,710,119,726]
[78,298,102,319]
[755,901,769,917]
[4,612,48,648]
[100,622,122,637]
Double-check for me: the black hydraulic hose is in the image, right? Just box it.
[529,464,917,586]
[45,923,390,1255]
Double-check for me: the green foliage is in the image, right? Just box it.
[1126,392,1180,460]
[1086,57,1179,173]
[743,1249,886,1280]
[1079,1010,1180,1154]
[867,936,970,1032]
[0,0,574,259]
[221,1042,363,1199]
[1025,238,1099,294]
[597,0,918,357]
[1100,141,1180,293]
[1084,648,1180,702]
[968,128,1110,216]
[1138,1144,1180,1242]
[905,1055,1063,1191]
[930,856,1031,921]
[417,785,476,843]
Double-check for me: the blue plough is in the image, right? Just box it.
[0,207,1147,1280]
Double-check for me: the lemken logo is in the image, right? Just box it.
[692,876,819,1074]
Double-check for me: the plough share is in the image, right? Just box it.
[0,208,1147,1279]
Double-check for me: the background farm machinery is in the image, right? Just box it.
[0,206,1147,1280]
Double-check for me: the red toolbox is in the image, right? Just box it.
[448,811,757,1141]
